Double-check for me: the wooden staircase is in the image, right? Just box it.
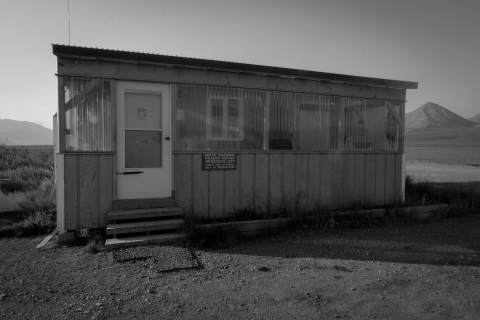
[105,198,187,250]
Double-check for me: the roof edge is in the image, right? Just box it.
[52,44,418,90]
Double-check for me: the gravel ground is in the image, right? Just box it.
[1,214,480,320]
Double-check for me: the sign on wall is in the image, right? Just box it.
[202,153,236,170]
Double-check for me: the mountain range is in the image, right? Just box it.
[0,119,53,145]
[405,102,478,130]
[405,102,480,148]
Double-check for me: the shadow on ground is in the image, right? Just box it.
[201,213,480,268]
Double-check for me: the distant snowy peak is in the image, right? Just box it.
[405,102,477,130]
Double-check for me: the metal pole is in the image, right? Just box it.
[68,0,70,45]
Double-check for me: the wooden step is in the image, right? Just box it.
[107,207,183,221]
[105,233,188,250]
[112,198,175,211]
[106,219,184,235]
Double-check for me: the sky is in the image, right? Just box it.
[1,0,479,130]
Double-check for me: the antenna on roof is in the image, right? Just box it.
[68,0,71,45]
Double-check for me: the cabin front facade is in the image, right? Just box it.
[52,45,417,246]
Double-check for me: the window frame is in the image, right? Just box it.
[207,96,244,141]
[58,76,115,154]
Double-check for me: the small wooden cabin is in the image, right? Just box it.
[53,45,417,242]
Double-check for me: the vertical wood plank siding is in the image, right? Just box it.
[353,154,366,204]
[64,155,78,230]
[78,155,98,228]
[239,154,255,209]
[282,154,296,211]
[209,170,224,218]
[319,154,334,209]
[343,154,356,206]
[225,165,241,213]
[192,154,209,215]
[255,154,269,212]
[295,155,309,209]
[331,154,345,207]
[63,154,113,230]
[375,154,386,206]
[385,154,396,204]
[174,153,403,219]
[364,154,377,207]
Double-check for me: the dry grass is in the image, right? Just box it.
[404,174,479,215]
[0,144,56,237]
[0,211,56,237]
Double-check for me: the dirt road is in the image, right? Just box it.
[1,214,480,319]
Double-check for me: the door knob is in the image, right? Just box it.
[165,137,170,140]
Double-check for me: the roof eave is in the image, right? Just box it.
[52,44,418,90]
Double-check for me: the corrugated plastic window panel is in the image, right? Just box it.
[175,83,404,153]
[176,84,266,151]
[270,91,298,150]
[344,97,368,152]
[385,100,404,152]
[61,76,114,152]
[270,92,343,151]
[363,99,404,153]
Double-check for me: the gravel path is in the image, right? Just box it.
[1,215,480,319]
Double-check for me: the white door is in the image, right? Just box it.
[116,81,171,199]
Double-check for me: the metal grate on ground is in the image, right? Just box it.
[112,245,198,272]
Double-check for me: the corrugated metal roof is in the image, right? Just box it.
[52,44,418,90]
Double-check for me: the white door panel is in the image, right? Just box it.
[116,81,171,199]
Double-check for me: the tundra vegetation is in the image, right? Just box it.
[0,143,56,237]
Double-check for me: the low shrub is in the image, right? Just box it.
[0,211,56,237]
[404,174,479,215]
[0,143,56,238]
[0,180,28,193]
[0,167,53,191]
[0,144,53,172]
[0,177,56,238]
[7,183,56,213]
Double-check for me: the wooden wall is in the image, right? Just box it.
[62,154,114,230]
[175,153,404,219]
[57,152,403,228]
